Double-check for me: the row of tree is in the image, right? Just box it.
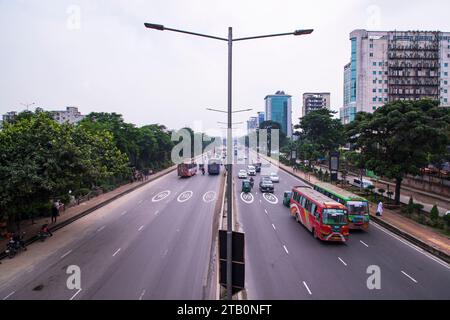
[0,109,201,230]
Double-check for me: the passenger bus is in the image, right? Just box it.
[207,158,221,175]
[177,162,197,177]
[289,186,349,242]
[313,181,369,230]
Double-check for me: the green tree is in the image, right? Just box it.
[346,99,450,204]
[430,205,439,221]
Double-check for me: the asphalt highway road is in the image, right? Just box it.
[0,169,222,300]
[234,154,450,299]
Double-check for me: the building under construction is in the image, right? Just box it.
[340,29,450,124]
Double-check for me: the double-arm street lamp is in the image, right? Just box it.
[144,23,313,300]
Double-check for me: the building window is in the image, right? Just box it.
[373,106,376,110]
[379,89,382,93]
[445,89,448,93]
[445,72,449,76]
[378,98,382,102]
[369,44,373,48]
[373,88,377,92]
[384,89,388,92]
[445,63,449,67]
[373,79,377,84]
[379,62,383,66]
[379,71,382,75]
[385,80,388,84]
[373,62,377,66]
[373,97,377,102]
[379,80,382,84]
[373,71,377,75]
[445,98,448,103]
[370,52,374,57]
[384,98,388,101]
[445,80,448,85]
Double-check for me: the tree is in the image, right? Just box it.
[296,109,345,158]
[430,205,439,221]
[346,99,450,204]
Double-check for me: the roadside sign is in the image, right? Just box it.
[219,230,245,294]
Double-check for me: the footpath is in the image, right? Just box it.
[0,165,177,257]
[262,155,450,263]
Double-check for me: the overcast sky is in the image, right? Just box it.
[1,0,449,136]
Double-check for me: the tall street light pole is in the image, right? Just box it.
[144,23,313,300]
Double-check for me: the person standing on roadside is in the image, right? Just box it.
[376,201,383,216]
[51,200,59,224]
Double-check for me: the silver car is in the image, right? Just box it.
[270,172,280,183]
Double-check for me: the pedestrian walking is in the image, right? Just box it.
[376,201,383,216]
[51,200,59,224]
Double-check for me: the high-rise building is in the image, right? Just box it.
[264,91,292,138]
[257,111,265,127]
[302,92,331,117]
[340,29,450,124]
[2,111,17,124]
[51,106,85,124]
[247,116,258,133]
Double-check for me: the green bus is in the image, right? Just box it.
[313,181,369,230]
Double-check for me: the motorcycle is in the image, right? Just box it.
[37,224,52,242]
[5,233,27,258]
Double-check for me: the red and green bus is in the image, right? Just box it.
[313,181,369,230]
[289,186,349,242]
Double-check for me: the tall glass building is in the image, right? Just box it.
[264,91,292,138]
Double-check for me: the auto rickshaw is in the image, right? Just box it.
[283,191,292,207]
[242,179,252,193]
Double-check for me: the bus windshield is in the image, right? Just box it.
[347,201,369,215]
[322,208,347,225]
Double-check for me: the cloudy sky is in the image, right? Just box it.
[1,0,449,136]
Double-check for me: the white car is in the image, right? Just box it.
[238,169,248,179]
[247,165,256,176]
[269,172,280,183]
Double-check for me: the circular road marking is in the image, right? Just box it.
[263,193,278,204]
[177,191,193,203]
[152,190,171,202]
[202,191,217,203]
[240,192,254,204]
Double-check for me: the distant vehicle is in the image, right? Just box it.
[247,165,256,176]
[208,158,221,175]
[254,162,262,172]
[289,186,349,242]
[314,181,369,230]
[177,162,197,177]
[269,172,280,183]
[259,179,274,193]
[352,178,373,189]
[241,179,252,193]
[238,169,248,179]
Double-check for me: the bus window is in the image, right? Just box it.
[347,201,369,215]
[301,196,306,208]
[311,203,317,218]
[322,208,347,225]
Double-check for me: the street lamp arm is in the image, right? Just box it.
[233,29,313,41]
[144,23,227,41]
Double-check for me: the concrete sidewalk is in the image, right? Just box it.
[263,155,450,258]
[0,165,177,253]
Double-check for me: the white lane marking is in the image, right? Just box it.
[338,257,348,266]
[202,191,217,203]
[61,250,72,259]
[283,245,289,254]
[302,281,312,295]
[2,291,15,300]
[360,240,369,247]
[121,210,127,216]
[139,289,146,300]
[264,209,268,215]
[240,192,254,204]
[69,288,82,300]
[372,222,450,270]
[154,210,159,216]
[259,199,262,203]
[272,224,276,230]
[138,199,143,204]
[263,193,278,204]
[152,190,171,202]
[97,226,105,232]
[401,271,418,283]
[138,225,144,231]
[177,191,193,203]
[112,248,121,257]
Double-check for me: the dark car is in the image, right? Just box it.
[259,179,274,193]
[254,162,262,172]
